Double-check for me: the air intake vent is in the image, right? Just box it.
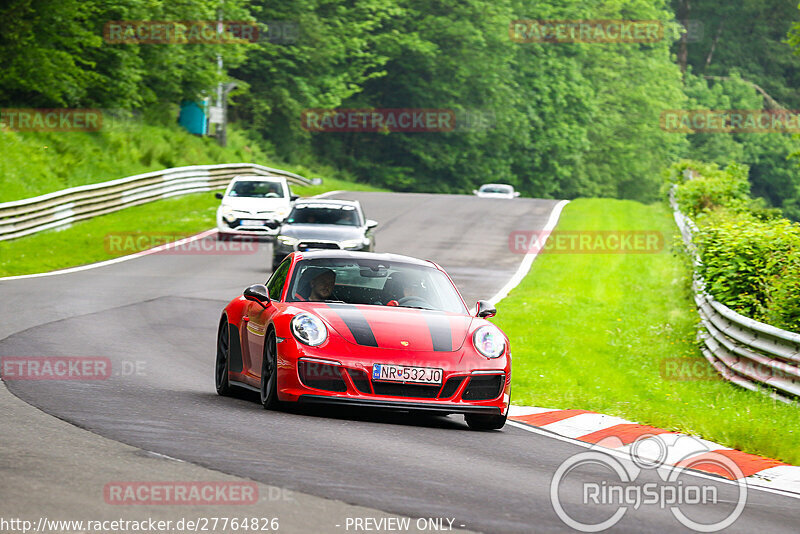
[347,369,372,394]
[438,376,465,399]
[298,361,346,392]
[462,374,504,401]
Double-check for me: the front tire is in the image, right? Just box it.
[215,319,232,396]
[465,412,507,431]
[260,331,280,409]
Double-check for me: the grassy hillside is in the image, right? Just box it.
[0,115,365,203]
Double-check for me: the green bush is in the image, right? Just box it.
[694,213,800,330]
[668,160,751,218]
[670,160,800,332]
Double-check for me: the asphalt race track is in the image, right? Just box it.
[1,192,797,532]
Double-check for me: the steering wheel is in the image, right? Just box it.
[264,192,280,198]
[396,296,432,309]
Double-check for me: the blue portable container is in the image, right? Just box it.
[178,100,208,135]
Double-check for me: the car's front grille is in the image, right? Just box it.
[371,381,441,399]
[230,220,268,230]
[462,374,505,401]
[298,242,340,251]
[298,361,347,392]
[304,364,502,401]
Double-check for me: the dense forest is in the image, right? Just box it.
[2,0,799,215]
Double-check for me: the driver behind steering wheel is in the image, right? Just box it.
[384,272,428,307]
[265,183,281,198]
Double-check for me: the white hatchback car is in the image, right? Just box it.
[473,183,520,199]
[216,176,297,239]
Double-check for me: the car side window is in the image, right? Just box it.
[266,260,291,300]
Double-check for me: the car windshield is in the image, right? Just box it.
[228,180,286,198]
[286,258,467,314]
[480,185,512,194]
[286,204,360,226]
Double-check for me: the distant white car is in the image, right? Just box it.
[216,176,297,239]
[473,183,520,199]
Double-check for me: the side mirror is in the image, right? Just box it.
[215,192,224,199]
[514,191,520,197]
[472,190,479,195]
[290,194,300,201]
[475,300,496,318]
[311,178,323,185]
[244,284,271,308]
[366,219,378,229]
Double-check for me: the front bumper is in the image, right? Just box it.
[218,223,279,237]
[298,395,503,415]
[217,213,284,237]
[274,338,511,415]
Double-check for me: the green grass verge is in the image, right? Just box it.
[0,119,264,202]
[494,198,800,465]
[0,177,385,277]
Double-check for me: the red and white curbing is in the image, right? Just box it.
[508,406,800,496]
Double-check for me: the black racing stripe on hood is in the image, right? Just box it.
[421,311,453,352]
[327,304,378,347]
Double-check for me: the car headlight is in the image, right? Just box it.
[339,238,367,249]
[277,236,300,246]
[291,313,328,346]
[220,206,236,222]
[261,208,291,219]
[472,325,505,359]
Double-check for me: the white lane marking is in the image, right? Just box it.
[748,466,800,493]
[140,450,187,463]
[506,420,800,500]
[0,190,341,282]
[539,413,631,439]
[488,199,570,305]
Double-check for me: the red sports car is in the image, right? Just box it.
[215,250,511,430]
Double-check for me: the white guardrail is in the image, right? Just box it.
[670,185,800,404]
[0,163,313,241]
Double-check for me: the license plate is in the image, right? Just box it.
[372,364,443,385]
[239,219,265,226]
